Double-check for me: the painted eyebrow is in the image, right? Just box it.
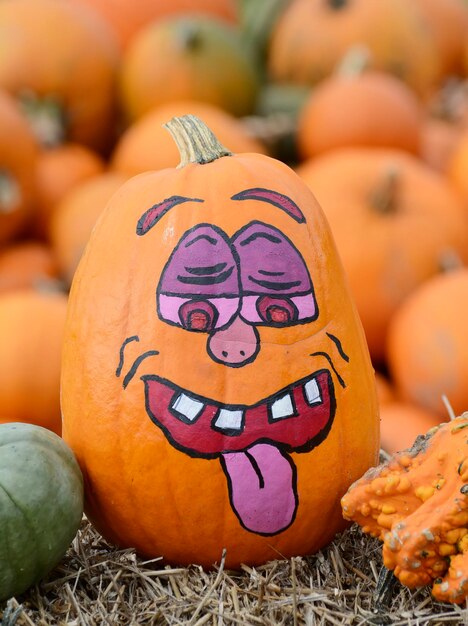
[231,188,305,223]
[136,195,204,235]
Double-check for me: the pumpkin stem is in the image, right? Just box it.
[369,166,400,214]
[327,0,348,10]
[336,45,372,78]
[164,115,232,168]
[19,91,66,148]
[0,170,21,214]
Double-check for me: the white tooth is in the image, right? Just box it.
[270,393,295,420]
[214,408,244,432]
[304,378,322,405]
[171,393,204,422]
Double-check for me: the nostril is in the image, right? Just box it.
[222,351,228,357]
[207,316,260,367]
[240,350,245,356]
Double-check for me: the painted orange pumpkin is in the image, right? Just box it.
[61,115,379,568]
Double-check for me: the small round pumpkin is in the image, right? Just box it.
[111,101,267,177]
[387,268,468,419]
[0,288,69,435]
[0,0,119,151]
[419,116,462,173]
[0,240,58,295]
[0,422,83,602]
[61,115,379,568]
[0,90,39,245]
[297,70,423,159]
[118,15,260,122]
[70,0,238,51]
[50,172,128,286]
[297,148,468,364]
[33,143,106,239]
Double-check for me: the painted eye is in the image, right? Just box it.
[257,296,298,326]
[179,300,218,332]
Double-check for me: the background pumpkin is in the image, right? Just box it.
[49,172,128,286]
[0,90,39,246]
[0,0,119,152]
[387,268,468,419]
[70,0,239,52]
[0,422,83,602]
[61,115,379,569]
[0,241,58,295]
[379,400,443,454]
[0,288,68,435]
[296,147,468,364]
[33,143,106,239]
[297,69,423,159]
[118,15,260,122]
[111,100,267,176]
[267,0,441,97]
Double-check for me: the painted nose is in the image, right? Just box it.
[208,315,259,367]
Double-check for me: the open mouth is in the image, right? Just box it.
[142,369,335,458]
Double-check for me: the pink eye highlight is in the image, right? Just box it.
[257,296,298,326]
[179,300,217,332]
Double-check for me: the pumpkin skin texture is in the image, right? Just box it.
[0,289,68,435]
[387,269,468,420]
[61,116,379,569]
[111,101,267,177]
[0,0,119,152]
[297,148,468,364]
[341,413,468,604]
[267,0,440,97]
[0,422,83,602]
[118,16,259,122]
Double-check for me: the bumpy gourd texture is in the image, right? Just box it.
[341,413,468,604]
[0,423,84,602]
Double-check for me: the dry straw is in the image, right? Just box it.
[1,517,467,626]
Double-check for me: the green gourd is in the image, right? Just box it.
[0,422,83,602]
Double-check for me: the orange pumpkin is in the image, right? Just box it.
[412,0,468,78]
[70,0,238,51]
[387,268,468,419]
[33,143,106,239]
[50,172,128,286]
[118,15,259,122]
[267,0,441,97]
[447,129,468,204]
[0,241,58,295]
[0,90,39,245]
[297,148,468,364]
[342,413,468,604]
[297,70,423,159]
[0,0,119,152]
[0,288,68,435]
[61,115,379,568]
[419,116,462,173]
[111,101,267,177]
[379,401,444,455]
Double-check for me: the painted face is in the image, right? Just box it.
[116,187,348,536]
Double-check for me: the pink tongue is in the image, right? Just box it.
[221,443,297,535]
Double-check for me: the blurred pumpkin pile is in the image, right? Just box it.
[0,0,468,600]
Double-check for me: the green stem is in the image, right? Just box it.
[0,170,20,214]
